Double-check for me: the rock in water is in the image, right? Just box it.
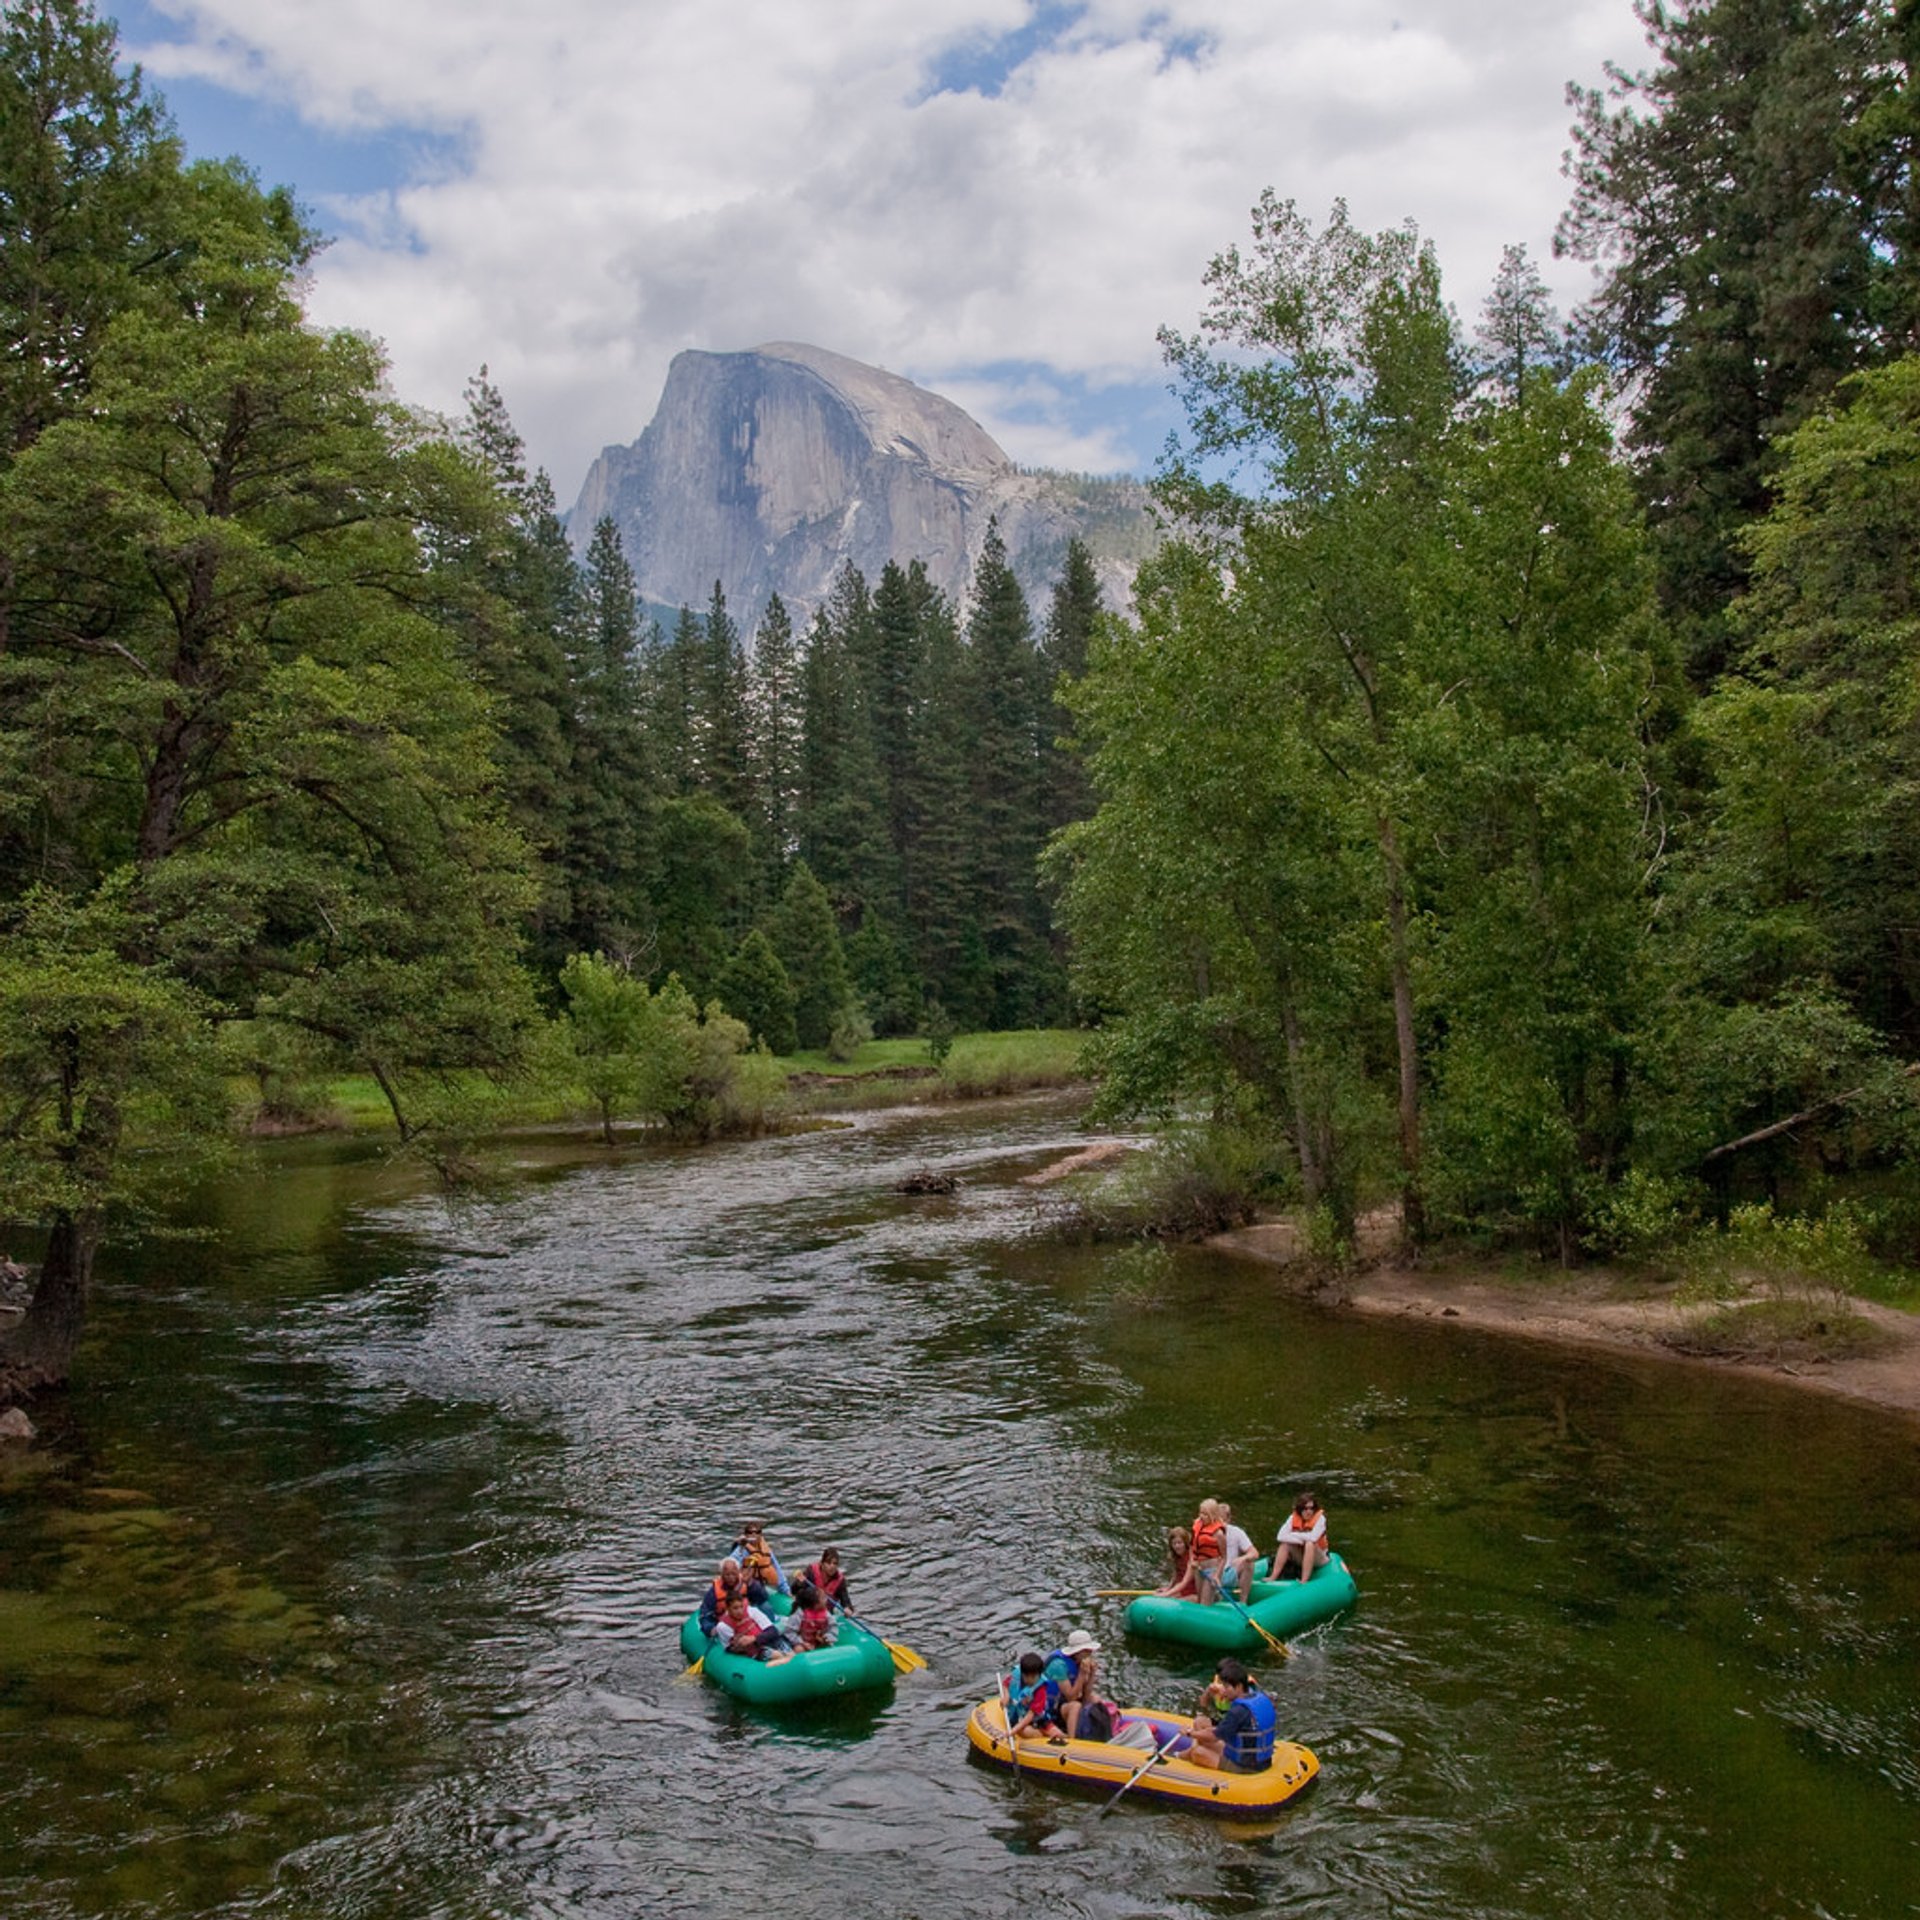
[569,342,1152,624]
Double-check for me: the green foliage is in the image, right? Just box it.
[826,1000,874,1063]
[921,998,957,1067]
[764,861,851,1050]
[717,928,798,1056]
[1557,0,1915,675]
[1059,1123,1288,1242]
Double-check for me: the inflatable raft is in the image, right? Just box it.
[964,1697,1318,1815]
[1124,1553,1358,1653]
[678,1599,896,1705]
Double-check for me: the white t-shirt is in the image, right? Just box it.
[1222,1524,1256,1564]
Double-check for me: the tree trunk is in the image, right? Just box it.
[0,1212,96,1401]
[1279,996,1326,1209]
[1379,812,1425,1248]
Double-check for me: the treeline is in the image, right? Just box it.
[509,496,1100,1046]
[1058,0,1920,1268]
[0,0,1097,1395]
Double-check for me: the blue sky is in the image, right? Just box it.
[108,1,1651,504]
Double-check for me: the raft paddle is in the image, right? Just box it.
[1221,1593,1290,1661]
[1095,1728,1179,1818]
[1090,1588,1157,1598]
[835,1605,925,1674]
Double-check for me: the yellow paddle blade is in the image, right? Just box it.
[886,1639,926,1673]
[680,1655,705,1678]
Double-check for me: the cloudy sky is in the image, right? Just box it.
[115,0,1651,506]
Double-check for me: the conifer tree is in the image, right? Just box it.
[566,516,656,960]
[718,927,799,1054]
[1558,0,1911,677]
[764,860,853,1049]
[797,572,889,911]
[699,580,752,818]
[1037,537,1102,843]
[746,592,803,899]
[964,520,1057,1026]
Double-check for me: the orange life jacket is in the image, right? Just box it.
[1192,1518,1226,1561]
[740,1538,779,1586]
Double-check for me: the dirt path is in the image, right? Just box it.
[1208,1218,1920,1427]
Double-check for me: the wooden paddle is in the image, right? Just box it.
[836,1605,926,1673]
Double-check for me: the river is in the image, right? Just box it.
[2,1093,1916,1918]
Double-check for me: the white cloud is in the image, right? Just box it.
[128,0,1652,497]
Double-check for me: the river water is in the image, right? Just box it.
[2,1093,1917,1919]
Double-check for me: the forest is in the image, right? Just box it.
[4,0,1919,1402]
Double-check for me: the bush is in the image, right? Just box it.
[826,1000,874,1063]
[1060,1122,1290,1240]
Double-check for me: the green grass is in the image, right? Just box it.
[287,1030,1090,1137]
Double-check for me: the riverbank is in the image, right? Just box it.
[1208,1217,1920,1426]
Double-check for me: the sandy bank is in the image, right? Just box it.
[1208,1218,1920,1428]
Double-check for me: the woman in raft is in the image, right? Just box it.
[1155,1524,1200,1597]
[802,1546,852,1613]
[1271,1491,1329,1582]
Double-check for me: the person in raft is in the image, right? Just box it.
[699,1557,751,1634]
[1042,1629,1103,1738]
[713,1590,792,1663]
[1272,1491,1329,1583]
[786,1579,839,1652]
[1156,1524,1199,1597]
[1189,1657,1278,1772]
[1005,1652,1068,1744]
[1219,1502,1260,1604]
[1190,1498,1229,1604]
[732,1518,790,1597]
[803,1546,851,1613]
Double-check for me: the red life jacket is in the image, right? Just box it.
[793,1604,833,1649]
[805,1562,846,1603]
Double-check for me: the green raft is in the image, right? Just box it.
[678,1596,896,1705]
[1124,1553,1358,1653]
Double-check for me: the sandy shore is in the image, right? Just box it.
[1208,1218,1920,1428]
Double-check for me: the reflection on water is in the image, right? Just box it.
[3,1093,1917,1918]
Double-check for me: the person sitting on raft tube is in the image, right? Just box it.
[786,1580,838,1652]
[713,1591,792,1663]
[1272,1492,1329,1583]
[1189,1657,1278,1772]
[1190,1498,1229,1604]
[1219,1502,1259,1604]
[1156,1524,1199,1597]
[1006,1652,1069,1745]
[803,1546,851,1612]
[699,1557,754,1634]
[1042,1629,1102,1738]
[732,1518,790,1597]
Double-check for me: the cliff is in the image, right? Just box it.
[568,342,1153,626]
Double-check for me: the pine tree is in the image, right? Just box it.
[746,592,803,901]
[1037,537,1103,843]
[566,516,656,960]
[718,926,799,1054]
[699,580,752,818]
[964,520,1057,1026]
[764,860,853,1049]
[1557,0,1910,677]
[797,571,889,912]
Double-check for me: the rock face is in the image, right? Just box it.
[569,342,1152,627]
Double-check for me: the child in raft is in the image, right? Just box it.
[713,1591,792,1663]
[1190,1498,1229,1603]
[1005,1652,1068,1744]
[786,1579,839,1652]
[1272,1491,1329,1582]
[802,1546,852,1613]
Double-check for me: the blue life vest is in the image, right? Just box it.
[1008,1672,1056,1724]
[1227,1687,1278,1769]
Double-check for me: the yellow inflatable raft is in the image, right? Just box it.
[964,1697,1318,1815]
